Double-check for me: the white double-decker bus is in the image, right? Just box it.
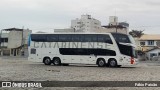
[28,33,138,67]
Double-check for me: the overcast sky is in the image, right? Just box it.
[0,0,160,34]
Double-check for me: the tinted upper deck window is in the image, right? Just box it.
[59,34,72,42]
[111,33,131,43]
[97,34,113,44]
[84,34,97,42]
[72,34,85,42]
[46,34,59,42]
[31,34,46,42]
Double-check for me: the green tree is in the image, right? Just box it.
[129,30,144,38]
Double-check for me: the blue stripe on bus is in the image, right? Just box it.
[28,34,31,46]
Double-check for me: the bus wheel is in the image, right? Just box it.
[108,59,117,67]
[97,58,106,67]
[43,57,52,65]
[53,58,61,66]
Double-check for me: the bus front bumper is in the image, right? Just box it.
[118,58,139,66]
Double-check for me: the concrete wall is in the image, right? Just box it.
[141,46,155,52]
[8,31,22,48]
[97,27,128,34]
[134,38,142,50]
[54,28,75,33]
[2,49,10,56]
[7,30,31,48]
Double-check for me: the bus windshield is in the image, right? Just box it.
[111,33,137,58]
[117,43,137,58]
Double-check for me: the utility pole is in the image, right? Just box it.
[0,29,3,56]
[115,9,117,33]
[21,26,24,46]
[116,22,117,33]
[21,27,24,56]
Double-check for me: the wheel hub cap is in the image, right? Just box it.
[99,60,104,66]
[110,60,116,66]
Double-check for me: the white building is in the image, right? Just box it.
[139,34,160,52]
[54,15,129,34]
[0,28,32,56]
[98,16,129,34]
[145,48,160,60]
[137,34,160,60]
[71,15,101,32]
[54,15,101,33]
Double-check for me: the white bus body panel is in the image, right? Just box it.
[28,33,138,66]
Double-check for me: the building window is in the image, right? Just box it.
[148,40,154,45]
[1,38,8,42]
[140,42,145,46]
[150,53,157,57]
[77,22,81,24]
[94,22,98,25]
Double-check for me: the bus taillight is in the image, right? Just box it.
[131,57,134,64]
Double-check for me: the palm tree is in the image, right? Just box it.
[129,30,144,38]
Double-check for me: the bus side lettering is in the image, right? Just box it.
[81,42,86,48]
[61,42,67,48]
[72,42,78,48]
[34,42,39,48]
[48,42,52,48]
[41,42,47,48]
[53,42,60,48]
[88,42,94,48]
[97,42,103,48]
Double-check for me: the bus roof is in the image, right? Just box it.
[31,32,128,35]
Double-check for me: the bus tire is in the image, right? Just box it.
[43,57,52,65]
[108,59,117,67]
[97,58,106,67]
[53,57,61,66]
